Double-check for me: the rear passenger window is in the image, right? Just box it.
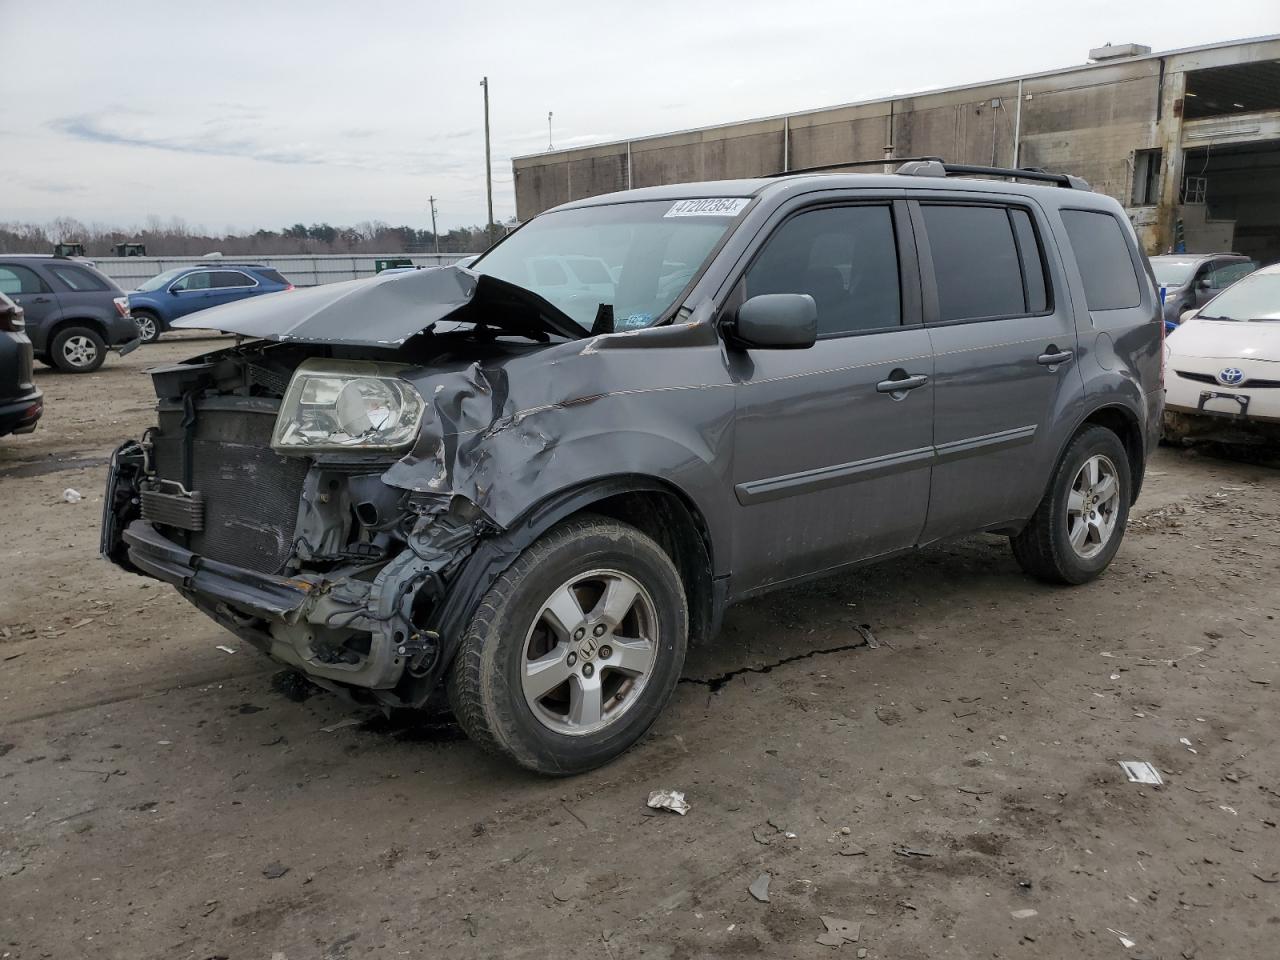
[745,205,900,335]
[1060,210,1141,310]
[47,263,110,292]
[0,264,48,296]
[212,271,254,288]
[921,205,1026,321]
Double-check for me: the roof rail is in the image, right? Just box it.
[769,156,950,177]
[896,159,1091,190]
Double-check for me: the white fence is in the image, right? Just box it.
[92,253,475,289]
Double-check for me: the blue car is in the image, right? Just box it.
[128,263,293,342]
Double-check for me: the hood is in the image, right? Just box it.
[172,266,585,346]
[1167,318,1280,362]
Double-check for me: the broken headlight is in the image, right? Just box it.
[272,359,426,452]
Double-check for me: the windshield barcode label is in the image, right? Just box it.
[664,198,750,218]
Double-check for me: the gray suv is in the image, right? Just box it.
[1150,253,1256,325]
[0,256,140,372]
[102,161,1163,774]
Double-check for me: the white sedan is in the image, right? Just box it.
[1164,263,1280,445]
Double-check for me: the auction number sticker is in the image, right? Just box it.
[664,198,750,218]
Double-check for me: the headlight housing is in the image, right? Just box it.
[271,359,427,453]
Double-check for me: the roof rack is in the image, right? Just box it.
[769,156,1090,190]
[768,156,942,177]
[896,159,1090,190]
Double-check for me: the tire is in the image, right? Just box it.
[133,311,162,344]
[50,326,106,373]
[1011,426,1131,584]
[449,515,688,775]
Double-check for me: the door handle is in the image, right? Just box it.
[1037,348,1074,367]
[32,296,51,303]
[876,373,929,394]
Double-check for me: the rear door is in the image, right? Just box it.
[727,197,935,594]
[0,263,60,352]
[913,197,1083,543]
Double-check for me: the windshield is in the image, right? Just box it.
[136,267,189,292]
[1150,258,1198,287]
[471,198,746,331]
[1198,272,1280,322]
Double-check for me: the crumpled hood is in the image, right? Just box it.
[1167,318,1280,362]
[172,265,585,346]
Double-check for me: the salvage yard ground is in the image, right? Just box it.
[2,337,1279,960]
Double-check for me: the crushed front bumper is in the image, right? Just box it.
[101,437,481,704]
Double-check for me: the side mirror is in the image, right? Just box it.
[1196,278,1211,291]
[731,293,817,349]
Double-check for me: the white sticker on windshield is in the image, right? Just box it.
[664,198,750,218]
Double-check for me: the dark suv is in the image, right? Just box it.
[103,161,1163,774]
[0,256,140,372]
[0,292,42,437]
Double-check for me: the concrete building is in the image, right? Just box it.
[512,35,1280,263]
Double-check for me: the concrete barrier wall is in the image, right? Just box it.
[92,253,475,289]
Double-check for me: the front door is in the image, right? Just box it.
[912,199,1083,543]
[168,270,216,318]
[0,263,61,352]
[727,199,935,595]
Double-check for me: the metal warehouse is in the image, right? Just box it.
[512,35,1280,263]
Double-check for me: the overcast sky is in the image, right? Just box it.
[2,0,1276,233]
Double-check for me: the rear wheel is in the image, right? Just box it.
[50,326,106,373]
[1010,425,1131,584]
[449,515,688,775]
[133,311,162,343]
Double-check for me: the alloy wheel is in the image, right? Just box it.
[62,335,99,369]
[135,315,158,342]
[520,568,658,736]
[1065,454,1120,559]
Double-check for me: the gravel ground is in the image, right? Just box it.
[2,336,1278,960]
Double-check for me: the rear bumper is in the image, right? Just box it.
[0,391,43,436]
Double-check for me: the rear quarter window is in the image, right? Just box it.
[47,263,111,292]
[257,269,289,285]
[1060,209,1142,311]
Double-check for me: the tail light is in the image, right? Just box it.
[113,296,131,317]
[285,283,295,291]
[0,304,24,333]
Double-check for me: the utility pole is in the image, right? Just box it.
[480,76,494,244]
[547,110,554,151]
[428,195,440,255]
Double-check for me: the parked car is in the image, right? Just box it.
[127,264,293,342]
[0,256,140,373]
[1164,262,1280,445]
[102,161,1162,774]
[0,292,42,436]
[1150,253,1255,329]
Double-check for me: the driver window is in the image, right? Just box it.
[744,205,901,336]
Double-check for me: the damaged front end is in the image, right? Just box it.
[101,341,494,709]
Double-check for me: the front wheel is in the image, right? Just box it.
[133,311,162,343]
[449,515,688,775]
[1010,425,1131,584]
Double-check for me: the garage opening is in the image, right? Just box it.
[1183,60,1280,119]
[1179,140,1280,264]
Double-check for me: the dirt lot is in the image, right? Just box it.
[2,337,1279,960]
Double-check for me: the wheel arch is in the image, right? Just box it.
[1065,402,1147,504]
[48,315,109,343]
[428,474,721,688]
